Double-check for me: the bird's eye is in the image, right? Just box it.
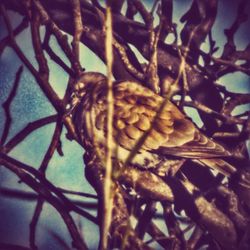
[71,92,77,99]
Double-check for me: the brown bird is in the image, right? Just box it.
[70,72,236,176]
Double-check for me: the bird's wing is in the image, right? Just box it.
[158,131,231,158]
[98,81,229,159]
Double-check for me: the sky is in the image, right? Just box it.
[0,1,250,249]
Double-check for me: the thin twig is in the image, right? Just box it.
[30,8,49,81]
[32,0,82,76]
[113,39,144,80]
[39,118,63,173]
[187,226,203,249]
[47,228,71,250]
[3,115,57,153]
[57,187,97,199]
[1,66,23,145]
[0,4,64,113]
[0,17,28,55]
[0,156,88,250]
[182,100,246,125]
[0,153,98,224]
[0,187,98,208]
[145,222,171,248]
[42,30,75,77]
[70,0,83,70]
[0,243,32,250]
[135,201,157,239]
[29,198,44,250]
[162,201,186,249]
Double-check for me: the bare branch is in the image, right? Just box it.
[1,1,250,249]
[29,198,44,250]
[0,155,88,250]
[0,17,28,55]
[180,0,218,63]
[182,100,246,125]
[135,201,157,239]
[3,115,57,153]
[102,2,114,249]
[187,226,203,250]
[0,4,64,113]
[0,153,98,224]
[1,66,23,145]
[0,243,32,250]
[162,201,186,249]
[42,30,75,77]
[70,0,83,70]
[32,0,82,76]
[39,118,63,173]
[0,187,98,208]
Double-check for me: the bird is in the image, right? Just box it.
[70,72,236,177]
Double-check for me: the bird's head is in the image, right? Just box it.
[66,72,106,115]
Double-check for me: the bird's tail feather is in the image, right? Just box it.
[194,158,237,176]
[157,145,231,159]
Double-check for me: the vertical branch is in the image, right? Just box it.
[29,118,63,249]
[162,202,186,249]
[30,8,49,82]
[187,226,203,249]
[39,119,63,173]
[70,0,83,73]
[126,0,137,19]
[180,0,218,63]
[168,26,199,103]
[135,201,157,239]
[102,2,114,249]
[178,48,189,108]
[145,11,162,94]
[222,0,248,59]
[132,0,161,93]
[29,199,44,250]
[28,9,62,249]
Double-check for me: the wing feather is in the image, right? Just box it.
[89,80,230,159]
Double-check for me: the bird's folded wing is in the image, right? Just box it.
[92,80,230,159]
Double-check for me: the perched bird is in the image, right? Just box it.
[70,72,236,176]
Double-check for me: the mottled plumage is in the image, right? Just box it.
[71,72,235,176]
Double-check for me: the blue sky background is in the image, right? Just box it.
[0,1,249,249]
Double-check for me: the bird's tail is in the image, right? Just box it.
[194,158,237,176]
